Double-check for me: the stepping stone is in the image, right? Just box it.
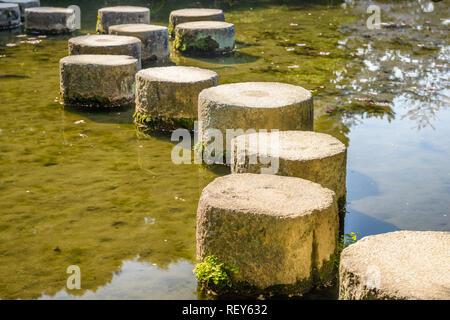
[169,8,224,37]
[231,131,347,205]
[0,3,20,29]
[68,35,142,68]
[60,54,140,108]
[197,173,339,296]
[109,24,169,66]
[0,0,40,21]
[198,82,314,153]
[174,21,235,55]
[135,66,218,130]
[96,6,150,34]
[339,231,450,300]
[24,7,76,34]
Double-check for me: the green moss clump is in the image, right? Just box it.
[194,255,238,289]
[134,111,195,132]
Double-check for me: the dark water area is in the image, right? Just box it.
[0,0,448,299]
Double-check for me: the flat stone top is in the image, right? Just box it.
[341,231,450,300]
[200,82,312,109]
[176,21,234,30]
[60,54,138,66]
[233,131,346,161]
[137,66,217,83]
[99,6,149,13]
[170,8,223,17]
[69,35,141,47]
[201,174,335,218]
[0,3,18,8]
[109,24,167,33]
[25,7,73,14]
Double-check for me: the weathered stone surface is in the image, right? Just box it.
[339,231,450,300]
[96,6,150,34]
[174,21,235,55]
[197,173,339,295]
[60,54,140,108]
[231,131,347,203]
[0,3,20,29]
[135,66,218,126]
[68,35,142,68]
[24,7,75,34]
[169,8,224,37]
[198,82,314,152]
[109,24,169,66]
[0,0,39,21]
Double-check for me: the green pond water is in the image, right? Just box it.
[0,0,448,299]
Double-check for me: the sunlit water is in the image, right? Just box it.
[0,0,448,299]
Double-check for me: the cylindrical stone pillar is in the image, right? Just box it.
[0,3,20,29]
[174,21,235,55]
[198,82,314,153]
[109,24,169,66]
[24,7,75,34]
[1,0,40,21]
[169,8,225,38]
[68,35,142,68]
[135,66,218,130]
[96,6,150,34]
[197,173,339,296]
[339,231,450,300]
[231,131,347,205]
[60,54,140,108]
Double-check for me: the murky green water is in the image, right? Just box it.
[0,0,448,299]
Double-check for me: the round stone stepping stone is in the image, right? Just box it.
[198,82,314,152]
[197,173,339,295]
[174,21,234,55]
[135,66,218,130]
[169,8,225,37]
[24,7,75,34]
[339,231,450,300]
[0,0,40,21]
[68,35,142,68]
[96,6,150,34]
[109,24,169,66]
[0,3,20,29]
[60,54,140,108]
[231,131,347,204]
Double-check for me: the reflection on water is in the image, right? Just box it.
[0,0,449,299]
[39,258,197,300]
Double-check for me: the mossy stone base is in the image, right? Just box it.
[197,174,340,295]
[96,6,150,34]
[60,54,140,108]
[24,7,75,34]
[174,21,235,56]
